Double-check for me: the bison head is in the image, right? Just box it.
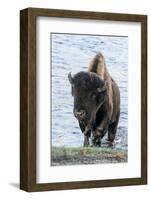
[68,71,107,128]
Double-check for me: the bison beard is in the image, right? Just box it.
[68,52,120,147]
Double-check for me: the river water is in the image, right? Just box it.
[51,33,128,151]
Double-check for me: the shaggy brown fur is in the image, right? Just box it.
[88,52,120,145]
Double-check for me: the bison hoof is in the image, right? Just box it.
[107,141,115,148]
[83,135,90,147]
[91,137,101,147]
[95,143,101,147]
[91,143,101,147]
[83,142,89,147]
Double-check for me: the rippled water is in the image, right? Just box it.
[51,33,128,151]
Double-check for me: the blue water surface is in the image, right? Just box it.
[51,33,128,150]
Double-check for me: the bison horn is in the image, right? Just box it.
[68,72,73,84]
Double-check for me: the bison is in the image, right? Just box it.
[68,52,120,147]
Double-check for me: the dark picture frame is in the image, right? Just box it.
[20,7,147,192]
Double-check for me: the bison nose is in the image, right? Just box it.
[74,109,86,119]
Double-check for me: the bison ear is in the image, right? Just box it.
[68,72,74,84]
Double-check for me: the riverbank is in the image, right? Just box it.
[51,146,127,166]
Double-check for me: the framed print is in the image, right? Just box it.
[20,8,147,192]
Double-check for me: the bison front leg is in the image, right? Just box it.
[92,117,109,147]
[92,128,106,147]
[108,112,120,144]
[83,135,89,147]
[79,121,91,147]
[83,127,91,147]
[92,134,101,147]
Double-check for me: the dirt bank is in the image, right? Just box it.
[51,147,127,166]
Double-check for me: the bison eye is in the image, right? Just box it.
[91,94,96,100]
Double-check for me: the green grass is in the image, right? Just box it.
[52,146,127,161]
